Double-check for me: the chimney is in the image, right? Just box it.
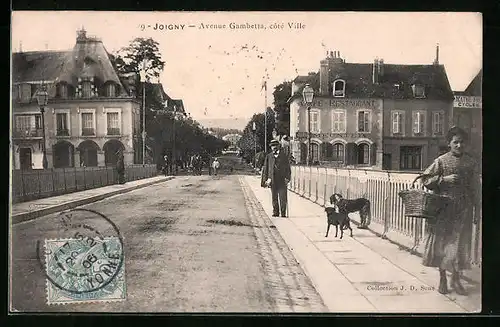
[433,43,440,65]
[320,56,329,95]
[378,58,384,80]
[76,27,87,42]
[330,51,334,58]
[373,58,379,84]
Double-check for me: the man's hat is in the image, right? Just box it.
[269,139,280,147]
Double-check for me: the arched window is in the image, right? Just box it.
[333,80,346,97]
[332,143,345,162]
[357,143,370,165]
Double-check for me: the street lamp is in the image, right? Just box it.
[36,84,49,169]
[252,121,257,169]
[139,60,149,165]
[302,83,314,166]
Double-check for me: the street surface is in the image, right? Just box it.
[11,174,327,312]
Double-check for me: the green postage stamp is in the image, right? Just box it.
[44,237,126,305]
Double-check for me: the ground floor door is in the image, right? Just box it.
[382,153,392,170]
[19,148,32,170]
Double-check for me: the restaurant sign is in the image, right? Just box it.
[453,96,481,108]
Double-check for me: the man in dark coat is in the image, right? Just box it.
[261,139,291,217]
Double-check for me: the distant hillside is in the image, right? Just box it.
[196,117,248,131]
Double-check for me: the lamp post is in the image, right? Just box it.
[302,83,314,166]
[36,84,49,169]
[172,105,178,175]
[252,121,257,169]
[140,60,149,165]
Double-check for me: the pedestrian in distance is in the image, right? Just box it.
[261,139,291,218]
[419,126,481,295]
[162,155,169,176]
[116,150,126,184]
[212,157,221,176]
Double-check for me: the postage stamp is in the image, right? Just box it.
[44,236,125,305]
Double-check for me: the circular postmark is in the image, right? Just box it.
[36,208,126,304]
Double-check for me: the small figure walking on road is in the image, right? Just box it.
[116,150,126,184]
[419,126,480,296]
[212,157,220,176]
[162,155,170,176]
[261,139,291,218]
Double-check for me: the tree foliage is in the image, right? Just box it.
[272,81,292,136]
[113,37,165,79]
[111,37,228,165]
[238,108,275,163]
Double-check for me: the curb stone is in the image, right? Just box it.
[12,176,174,225]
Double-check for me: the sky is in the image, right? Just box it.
[11,11,482,126]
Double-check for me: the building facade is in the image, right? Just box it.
[289,49,454,171]
[452,69,482,160]
[12,29,141,169]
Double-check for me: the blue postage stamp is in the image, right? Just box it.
[44,237,126,305]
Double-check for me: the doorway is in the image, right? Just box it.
[19,148,32,170]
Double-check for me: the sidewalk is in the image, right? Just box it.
[11,176,174,225]
[243,176,481,313]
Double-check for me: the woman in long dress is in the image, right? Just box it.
[420,126,480,295]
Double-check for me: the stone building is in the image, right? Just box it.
[289,48,454,171]
[12,28,141,169]
[452,69,482,160]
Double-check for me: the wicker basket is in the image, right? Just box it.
[398,175,451,219]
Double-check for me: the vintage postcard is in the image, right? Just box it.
[9,11,482,313]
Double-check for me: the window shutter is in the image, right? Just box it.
[419,112,425,135]
[358,112,363,132]
[365,112,371,132]
[392,112,398,133]
[412,112,418,134]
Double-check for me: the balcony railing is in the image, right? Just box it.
[56,129,70,136]
[12,129,43,139]
[82,128,95,136]
[107,128,121,136]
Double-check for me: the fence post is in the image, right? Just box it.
[83,167,87,190]
[308,166,312,199]
[51,168,55,195]
[38,170,42,197]
[74,167,78,191]
[64,168,67,192]
[323,167,327,206]
[347,169,351,199]
[21,170,25,201]
[315,167,319,203]
[382,171,391,239]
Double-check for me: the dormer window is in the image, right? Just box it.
[82,81,92,98]
[412,84,425,98]
[333,80,345,97]
[57,83,68,99]
[106,83,116,97]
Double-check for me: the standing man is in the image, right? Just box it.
[261,139,291,217]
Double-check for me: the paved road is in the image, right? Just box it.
[11,174,326,312]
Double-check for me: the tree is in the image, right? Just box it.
[111,37,227,167]
[272,81,292,137]
[112,37,165,80]
[238,108,275,163]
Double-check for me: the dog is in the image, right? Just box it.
[325,206,352,239]
[330,193,371,229]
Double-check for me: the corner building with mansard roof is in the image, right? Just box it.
[288,48,454,171]
[12,28,143,169]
